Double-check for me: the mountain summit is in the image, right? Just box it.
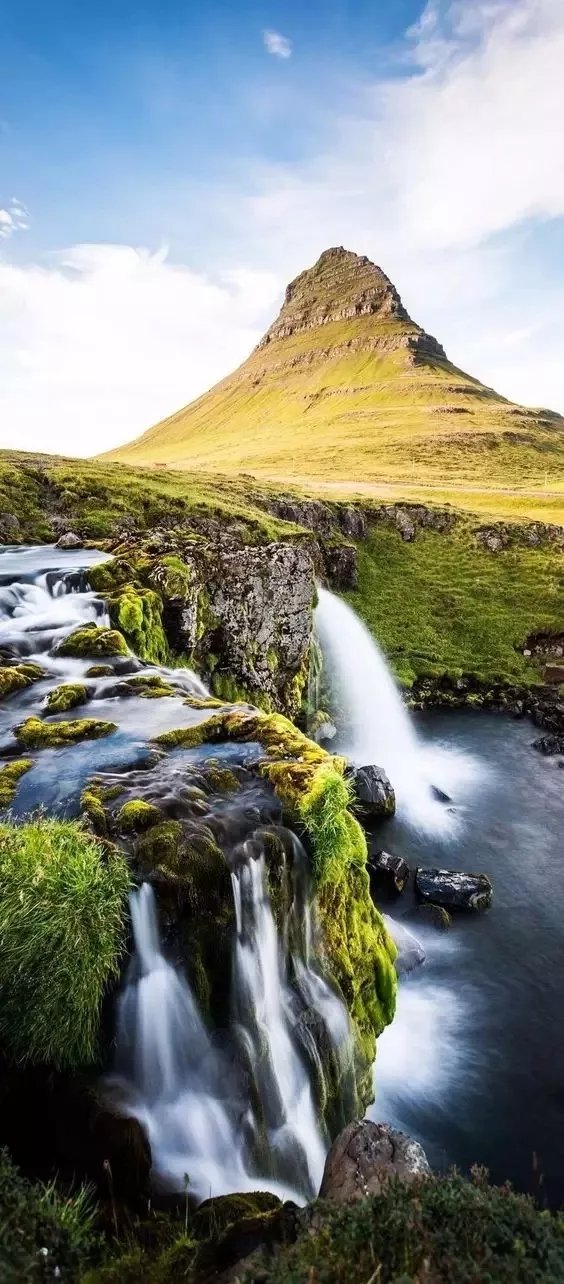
[103,247,563,488]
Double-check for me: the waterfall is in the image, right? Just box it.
[113,851,352,1203]
[314,587,478,833]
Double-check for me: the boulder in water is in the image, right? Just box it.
[348,764,396,817]
[55,531,83,549]
[319,1120,431,1203]
[383,914,426,974]
[416,903,451,930]
[416,867,493,912]
[368,849,409,894]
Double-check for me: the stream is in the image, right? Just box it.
[1,545,563,1207]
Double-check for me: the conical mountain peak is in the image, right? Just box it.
[259,247,416,348]
[102,247,562,485]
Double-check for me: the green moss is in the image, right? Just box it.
[0,663,44,700]
[154,707,396,1080]
[0,759,33,809]
[200,762,241,793]
[45,682,89,714]
[110,587,169,665]
[116,799,163,833]
[0,1149,98,1284]
[0,818,130,1068]
[80,789,109,836]
[261,1173,564,1284]
[124,674,177,698]
[149,553,193,599]
[57,623,128,659]
[85,664,114,677]
[14,715,117,750]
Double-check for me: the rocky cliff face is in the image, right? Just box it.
[258,246,446,362]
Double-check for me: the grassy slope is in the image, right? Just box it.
[347,523,564,688]
[0,449,561,692]
[102,314,564,497]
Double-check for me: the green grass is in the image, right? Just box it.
[0,1149,97,1284]
[346,523,564,688]
[260,1172,564,1284]
[0,818,130,1068]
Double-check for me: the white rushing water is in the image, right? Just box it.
[114,853,351,1203]
[314,586,481,833]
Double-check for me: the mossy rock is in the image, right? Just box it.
[116,799,163,833]
[45,682,90,714]
[154,706,397,1092]
[57,623,128,659]
[107,587,169,665]
[15,716,117,750]
[85,664,115,678]
[0,758,33,808]
[124,674,177,698]
[0,663,44,701]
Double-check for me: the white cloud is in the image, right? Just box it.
[263,29,292,59]
[244,0,564,411]
[0,198,29,240]
[0,245,282,456]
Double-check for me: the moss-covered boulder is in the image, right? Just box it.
[0,759,33,809]
[0,818,130,1068]
[0,663,44,701]
[154,707,397,1087]
[56,623,128,659]
[15,716,117,750]
[45,682,90,714]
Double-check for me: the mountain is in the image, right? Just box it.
[102,247,564,490]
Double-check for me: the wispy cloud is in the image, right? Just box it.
[0,198,29,240]
[263,29,292,59]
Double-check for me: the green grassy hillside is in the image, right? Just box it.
[101,248,564,500]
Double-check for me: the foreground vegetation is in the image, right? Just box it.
[0,1150,96,1284]
[0,819,130,1068]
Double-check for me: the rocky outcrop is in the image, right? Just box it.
[348,764,396,817]
[55,531,83,549]
[368,850,410,895]
[319,1119,431,1203]
[416,867,493,912]
[90,539,317,717]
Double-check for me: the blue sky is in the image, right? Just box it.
[1,0,563,455]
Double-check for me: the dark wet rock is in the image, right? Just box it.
[55,531,83,549]
[368,849,409,894]
[348,764,396,817]
[319,1119,431,1203]
[431,784,451,803]
[383,915,426,974]
[193,1196,301,1284]
[532,733,564,755]
[416,903,451,930]
[323,542,357,589]
[416,867,492,912]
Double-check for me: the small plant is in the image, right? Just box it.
[0,1148,98,1283]
[0,817,130,1068]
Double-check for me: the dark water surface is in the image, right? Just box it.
[369,710,564,1207]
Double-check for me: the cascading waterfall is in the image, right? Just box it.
[113,843,352,1204]
[314,586,480,832]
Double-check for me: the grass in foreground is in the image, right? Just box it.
[0,818,130,1068]
[347,522,564,687]
[0,1149,97,1284]
[263,1172,564,1284]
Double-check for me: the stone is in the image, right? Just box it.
[319,1120,431,1203]
[416,867,492,912]
[323,542,357,589]
[532,734,564,756]
[416,903,451,930]
[395,508,416,541]
[543,663,564,684]
[368,849,409,894]
[55,531,83,549]
[383,915,426,974]
[348,764,396,817]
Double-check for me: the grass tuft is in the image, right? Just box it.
[0,818,130,1068]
